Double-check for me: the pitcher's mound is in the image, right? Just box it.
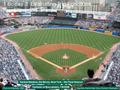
[62,53,69,60]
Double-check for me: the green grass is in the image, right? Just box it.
[6,29,120,80]
[42,49,87,66]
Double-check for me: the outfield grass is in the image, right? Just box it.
[7,29,120,79]
[42,49,87,66]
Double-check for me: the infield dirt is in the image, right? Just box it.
[29,44,101,58]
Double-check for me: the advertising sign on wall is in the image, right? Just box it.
[20,11,31,16]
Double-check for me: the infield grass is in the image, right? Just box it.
[42,49,87,66]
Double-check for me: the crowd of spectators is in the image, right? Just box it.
[106,45,120,87]
[0,26,20,35]
[0,7,30,84]
[0,39,27,83]
[107,2,120,22]
[0,8,7,19]
[75,20,111,30]
[0,7,29,87]
[14,16,54,25]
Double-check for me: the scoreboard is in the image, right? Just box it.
[56,10,94,19]
[57,10,66,17]
[57,10,77,19]
[77,13,94,19]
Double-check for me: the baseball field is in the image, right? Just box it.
[6,29,120,80]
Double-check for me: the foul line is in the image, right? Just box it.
[70,52,103,69]
[27,51,62,69]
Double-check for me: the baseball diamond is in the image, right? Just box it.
[6,29,120,80]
